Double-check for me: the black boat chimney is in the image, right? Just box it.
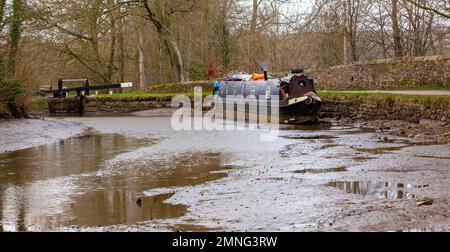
[260,62,269,81]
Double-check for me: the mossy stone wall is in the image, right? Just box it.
[321,95,450,123]
[307,56,450,90]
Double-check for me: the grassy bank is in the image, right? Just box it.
[321,84,450,92]
[31,89,450,101]
[97,91,211,98]
[95,90,450,105]
[319,91,450,101]
[142,81,213,94]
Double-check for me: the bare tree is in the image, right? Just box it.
[4,0,449,93]
[391,0,404,57]
[9,0,26,76]
[140,0,186,82]
[137,17,149,88]
[404,0,450,19]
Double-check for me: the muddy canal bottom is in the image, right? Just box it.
[0,117,449,232]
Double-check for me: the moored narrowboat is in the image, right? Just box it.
[217,69,322,124]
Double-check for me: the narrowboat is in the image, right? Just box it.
[217,69,322,124]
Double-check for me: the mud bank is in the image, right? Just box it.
[1,116,449,232]
[329,118,450,145]
[0,119,86,153]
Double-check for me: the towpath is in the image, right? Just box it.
[336,90,450,96]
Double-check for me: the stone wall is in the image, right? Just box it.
[321,95,450,123]
[85,96,174,116]
[306,56,450,90]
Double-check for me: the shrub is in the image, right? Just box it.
[0,79,26,118]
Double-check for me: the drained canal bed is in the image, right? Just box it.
[0,116,449,232]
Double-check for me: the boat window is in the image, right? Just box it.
[265,87,271,99]
[220,83,223,94]
[251,85,256,96]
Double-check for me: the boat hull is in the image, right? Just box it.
[218,98,322,125]
[280,96,322,124]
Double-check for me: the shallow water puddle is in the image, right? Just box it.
[327,181,423,200]
[320,144,344,150]
[0,133,231,231]
[398,227,449,232]
[324,128,378,136]
[377,138,411,144]
[282,135,338,140]
[280,123,334,131]
[294,166,348,174]
[415,155,450,160]
[0,132,152,186]
[172,224,223,232]
[352,156,378,161]
[353,146,409,155]
[65,192,187,228]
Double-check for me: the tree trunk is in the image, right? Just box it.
[186,22,192,81]
[249,0,259,72]
[165,37,185,82]
[117,14,125,83]
[88,0,106,82]
[158,40,163,83]
[142,0,184,82]
[106,16,116,82]
[343,0,349,64]
[350,0,360,62]
[138,22,149,88]
[200,0,210,76]
[391,0,403,57]
[0,0,6,29]
[8,0,25,77]
[0,0,6,76]
[215,0,231,73]
[251,0,258,34]
[349,33,358,62]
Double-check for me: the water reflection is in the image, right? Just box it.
[398,228,449,232]
[282,135,338,140]
[294,166,348,174]
[354,146,408,155]
[64,192,187,228]
[0,133,151,188]
[327,181,417,200]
